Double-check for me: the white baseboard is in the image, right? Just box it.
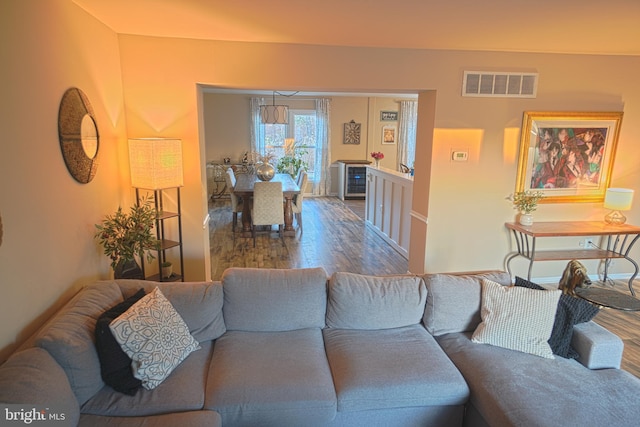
[530,273,634,285]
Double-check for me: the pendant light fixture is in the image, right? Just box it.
[260,91,289,124]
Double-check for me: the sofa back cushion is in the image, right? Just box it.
[422,271,512,336]
[34,282,124,405]
[114,280,226,342]
[221,267,328,331]
[0,347,80,426]
[326,272,427,330]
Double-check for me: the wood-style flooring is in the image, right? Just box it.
[208,197,408,280]
[208,196,640,378]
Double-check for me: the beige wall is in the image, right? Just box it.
[0,0,127,360]
[120,37,640,280]
[2,0,640,360]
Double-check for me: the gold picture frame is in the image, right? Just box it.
[516,111,623,203]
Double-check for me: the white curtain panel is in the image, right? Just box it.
[313,98,331,196]
[250,97,266,155]
[397,100,418,170]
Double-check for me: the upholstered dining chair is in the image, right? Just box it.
[292,170,308,233]
[252,181,284,247]
[224,168,243,231]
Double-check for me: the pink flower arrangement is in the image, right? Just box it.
[370,151,384,160]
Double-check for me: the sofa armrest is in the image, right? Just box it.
[571,321,623,369]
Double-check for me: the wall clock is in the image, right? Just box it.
[58,87,100,183]
[343,120,361,145]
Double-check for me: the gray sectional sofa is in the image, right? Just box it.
[1,267,640,427]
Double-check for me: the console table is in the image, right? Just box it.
[505,221,640,295]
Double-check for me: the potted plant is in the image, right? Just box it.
[507,190,544,225]
[94,198,159,279]
[161,261,173,279]
[276,141,309,179]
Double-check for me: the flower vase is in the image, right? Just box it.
[519,213,534,226]
[256,161,275,181]
[374,159,380,168]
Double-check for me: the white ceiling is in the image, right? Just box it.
[74,0,640,56]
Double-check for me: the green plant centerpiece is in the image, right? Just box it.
[276,140,309,178]
[507,190,544,226]
[508,190,545,214]
[95,197,159,279]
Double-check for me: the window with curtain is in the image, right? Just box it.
[397,100,418,170]
[264,109,317,177]
[251,98,331,195]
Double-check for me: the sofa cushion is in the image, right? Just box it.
[221,267,328,331]
[437,331,640,427]
[113,280,226,342]
[323,325,469,412]
[95,288,146,395]
[422,271,512,336]
[326,272,427,330]
[472,279,560,358]
[206,329,337,425]
[79,410,222,427]
[82,341,213,417]
[34,282,124,405]
[109,287,201,390]
[515,276,600,359]
[0,347,80,426]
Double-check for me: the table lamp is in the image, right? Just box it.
[603,188,634,224]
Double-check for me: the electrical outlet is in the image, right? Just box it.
[579,238,594,248]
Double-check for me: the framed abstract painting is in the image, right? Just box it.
[515,111,623,203]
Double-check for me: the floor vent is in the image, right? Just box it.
[462,71,538,98]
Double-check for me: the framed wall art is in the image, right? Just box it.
[343,120,361,144]
[382,125,396,145]
[515,111,623,203]
[380,111,398,121]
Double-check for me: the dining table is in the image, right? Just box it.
[233,173,301,236]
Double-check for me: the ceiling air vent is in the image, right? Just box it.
[462,71,538,98]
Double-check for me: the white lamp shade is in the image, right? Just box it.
[604,188,634,211]
[128,138,184,189]
[260,105,289,124]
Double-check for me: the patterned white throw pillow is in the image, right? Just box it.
[471,279,560,359]
[109,287,200,389]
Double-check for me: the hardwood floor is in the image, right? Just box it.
[208,197,408,281]
[208,196,640,378]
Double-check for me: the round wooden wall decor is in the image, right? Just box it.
[58,88,100,183]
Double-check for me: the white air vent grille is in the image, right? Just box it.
[462,71,538,98]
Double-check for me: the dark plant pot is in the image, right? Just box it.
[114,259,144,279]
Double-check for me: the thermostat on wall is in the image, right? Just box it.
[452,150,468,162]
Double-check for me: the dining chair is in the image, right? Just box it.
[252,181,284,247]
[292,170,308,233]
[224,168,243,231]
